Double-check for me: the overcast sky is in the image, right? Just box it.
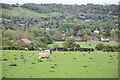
[0,0,119,5]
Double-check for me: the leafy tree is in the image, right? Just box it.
[33,38,48,48]
[45,34,53,44]
[63,37,80,49]
[58,23,80,32]
[110,29,117,37]
[97,31,103,39]
[32,29,44,37]
[3,29,35,41]
[47,29,56,36]
[8,40,15,46]
[53,43,59,51]
[53,31,63,41]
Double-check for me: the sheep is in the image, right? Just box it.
[38,47,43,51]
[25,48,28,51]
[38,49,52,60]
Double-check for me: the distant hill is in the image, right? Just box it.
[0,3,119,48]
[0,3,118,30]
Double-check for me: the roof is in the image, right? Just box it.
[21,39,31,44]
[17,38,31,45]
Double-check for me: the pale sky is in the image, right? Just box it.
[0,0,119,5]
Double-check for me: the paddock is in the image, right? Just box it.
[1,50,118,78]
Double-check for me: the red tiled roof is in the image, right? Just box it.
[21,39,31,43]
[17,38,31,45]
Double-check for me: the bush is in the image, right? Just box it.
[104,45,117,52]
[95,43,105,50]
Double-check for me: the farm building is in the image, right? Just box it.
[17,38,32,45]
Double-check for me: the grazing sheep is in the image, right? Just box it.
[38,49,52,60]
[38,47,43,51]
[25,48,28,51]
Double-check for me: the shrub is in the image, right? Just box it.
[95,43,105,50]
[104,45,117,52]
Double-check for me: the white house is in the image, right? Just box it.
[46,28,50,30]
[101,37,109,42]
[94,29,99,34]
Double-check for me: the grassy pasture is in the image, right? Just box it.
[1,50,118,78]
[2,7,47,18]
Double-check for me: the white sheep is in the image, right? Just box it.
[25,48,28,51]
[38,49,52,60]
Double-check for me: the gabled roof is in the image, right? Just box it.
[21,39,31,44]
[17,38,31,45]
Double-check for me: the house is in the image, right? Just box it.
[94,29,99,34]
[46,28,50,30]
[101,37,109,42]
[17,38,32,45]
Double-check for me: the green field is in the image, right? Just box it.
[1,50,118,78]
[2,7,47,18]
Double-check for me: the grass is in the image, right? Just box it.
[1,50,118,78]
[47,12,62,17]
[2,7,48,18]
[48,41,118,48]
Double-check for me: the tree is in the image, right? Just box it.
[33,38,48,48]
[45,34,53,44]
[47,29,55,36]
[110,30,117,37]
[63,37,80,50]
[53,43,59,51]
[3,29,35,41]
[8,40,14,46]
[53,31,63,41]
[97,31,103,39]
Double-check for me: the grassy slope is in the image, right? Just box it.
[48,41,118,48]
[2,7,48,18]
[2,50,118,78]
[2,7,66,19]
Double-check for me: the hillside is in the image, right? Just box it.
[0,3,119,48]
[0,3,118,30]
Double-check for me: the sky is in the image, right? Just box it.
[0,0,119,5]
